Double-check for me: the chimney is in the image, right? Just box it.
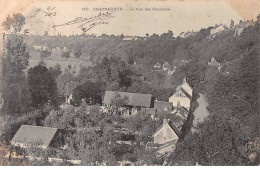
[163,118,168,125]
[183,76,186,83]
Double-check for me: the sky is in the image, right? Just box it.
[0,0,260,37]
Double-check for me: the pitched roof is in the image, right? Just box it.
[103,91,152,108]
[172,87,192,100]
[11,125,58,148]
[172,106,189,119]
[154,101,172,111]
[154,62,161,68]
[142,108,157,116]
[153,119,182,138]
[163,61,170,68]
[176,77,193,92]
[208,57,220,66]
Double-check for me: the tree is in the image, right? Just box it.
[56,70,77,99]
[1,14,31,115]
[111,92,129,108]
[40,49,51,59]
[2,13,25,32]
[73,47,82,58]
[61,51,70,59]
[48,64,62,79]
[27,64,58,108]
[73,81,102,106]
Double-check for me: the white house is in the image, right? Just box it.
[176,77,193,97]
[169,77,193,111]
[153,119,181,145]
[169,87,191,111]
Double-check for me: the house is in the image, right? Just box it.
[153,119,181,145]
[154,100,173,111]
[141,108,159,120]
[209,24,228,38]
[33,44,48,51]
[153,62,161,69]
[176,77,193,97]
[169,77,193,111]
[10,125,65,149]
[103,91,152,115]
[146,119,181,156]
[208,57,221,67]
[162,61,170,71]
[169,87,192,111]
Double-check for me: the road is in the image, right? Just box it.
[192,93,209,132]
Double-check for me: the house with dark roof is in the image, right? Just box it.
[172,106,189,120]
[154,100,173,111]
[103,91,152,116]
[10,125,67,149]
[141,108,159,120]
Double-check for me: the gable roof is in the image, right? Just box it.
[173,106,189,119]
[154,62,161,67]
[176,78,193,92]
[103,91,152,108]
[163,61,170,67]
[154,101,173,110]
[153,119,182,138]
[208,57,220,66]
[142,108,157,116]
[11,125,58,148]
[172,87,192,100]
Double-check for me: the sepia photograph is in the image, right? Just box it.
[0,0,259,166]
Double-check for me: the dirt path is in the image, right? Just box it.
[192,93,209,132]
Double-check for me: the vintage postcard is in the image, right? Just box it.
[0,0,259,166]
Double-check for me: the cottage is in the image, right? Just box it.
[162,61,170,71]
[103,91,152,115]
[153,62,161,69]
[208,57,221,67]
[10,125,64,149]
[154,100,173,111]
[176,77,193,97]
[153,119,181,145]
[169,87,192,111]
